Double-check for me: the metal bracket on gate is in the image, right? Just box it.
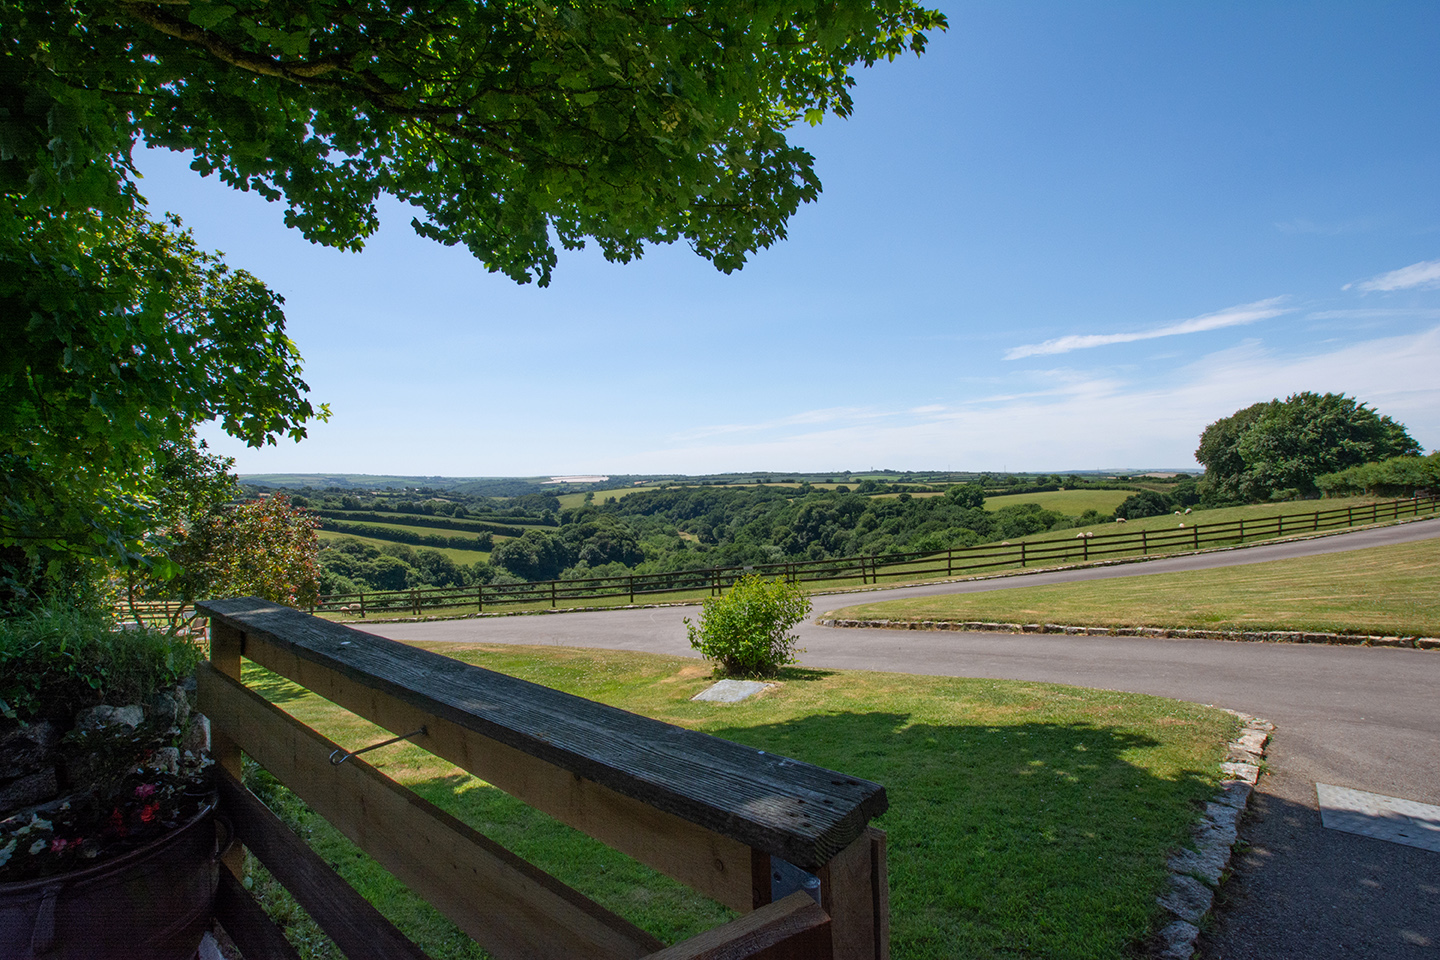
[329,726,427,766]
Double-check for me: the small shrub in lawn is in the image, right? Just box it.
[684,575,810,677]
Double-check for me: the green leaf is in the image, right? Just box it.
[187,3,237,30]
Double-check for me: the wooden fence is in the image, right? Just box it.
[197,598,891,960]
[310,495,1439,619]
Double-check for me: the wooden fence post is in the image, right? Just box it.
[359,591,366,619]
[208,618,245,878]
[551,581,557,608]
[818,827,889,960]
[1020,542,1026,568]
[629,575,635,604]
[946,549,953,577]
[477,584,484,613]
[1192,525,1199,549]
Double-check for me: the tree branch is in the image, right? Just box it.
[116,3,352,81]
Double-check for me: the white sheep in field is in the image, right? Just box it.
[1115,517,1127,523]
[1074,531,1094,539]
[1174,510,1182,515]
[1184,507,1192,514]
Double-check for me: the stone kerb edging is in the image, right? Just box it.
[815,618,1440,649]
[1154,711,1272,960]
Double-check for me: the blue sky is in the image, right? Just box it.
[139,2,1440,476]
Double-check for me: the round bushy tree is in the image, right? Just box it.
[1113,491,1173,520]
[1196,392,1420,502]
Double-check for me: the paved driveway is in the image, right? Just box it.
[363,519,1440,959]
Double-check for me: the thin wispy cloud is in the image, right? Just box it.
[1344,258,1440,293]
[607,327,1440,473]
[1307,308,1440,321]
[1003,298,1289,361]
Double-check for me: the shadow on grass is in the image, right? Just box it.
[696,711,1216,960]
[383,710,1219,960]
[766,665,837,683]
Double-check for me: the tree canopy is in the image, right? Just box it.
[1195,392,1422,503]
[0,202,322,601]
[1,0,944,602]
[6,0,946,284]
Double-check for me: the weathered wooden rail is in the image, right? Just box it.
[309,495,1439,618]
[197,597,890,960]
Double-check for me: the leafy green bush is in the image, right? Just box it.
[1315,452,1440,498]
[1113,490,1173,520]
[0,605,203,722]
[684,575,811,677]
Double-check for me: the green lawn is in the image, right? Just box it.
[243,646,1235,960]
[1036,495,1387,540]
[824,537,1440,637]
[317,530,493,565]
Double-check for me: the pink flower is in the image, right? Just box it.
[135,783,157,800]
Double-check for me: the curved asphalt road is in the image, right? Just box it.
[363,519,1440,959]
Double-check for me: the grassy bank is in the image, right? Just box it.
[824,537,1440,638]
[983,489,1134,515]
[244,644,1235,960]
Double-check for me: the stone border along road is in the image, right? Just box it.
[364,516,1440,960]
[1156,712,1271,960]
[818,618,1440,649]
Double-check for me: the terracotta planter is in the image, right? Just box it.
[0,800,221,960]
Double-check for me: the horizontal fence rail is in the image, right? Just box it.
[197,598,890,960]
[307,495,1439,619]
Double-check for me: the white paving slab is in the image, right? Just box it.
[1315,783,1440,854]
[691,679,768,702]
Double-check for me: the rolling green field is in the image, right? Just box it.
[245,646,1235,960]
[317,530,493,565]
[825,536,1440,637]
[984,489,1135,515]
[554,487,655,510]
[1001,495,1389,543]
[322,518,498,543]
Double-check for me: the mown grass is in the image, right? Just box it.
[240,645,1235,960]
[825,537,1440,637]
